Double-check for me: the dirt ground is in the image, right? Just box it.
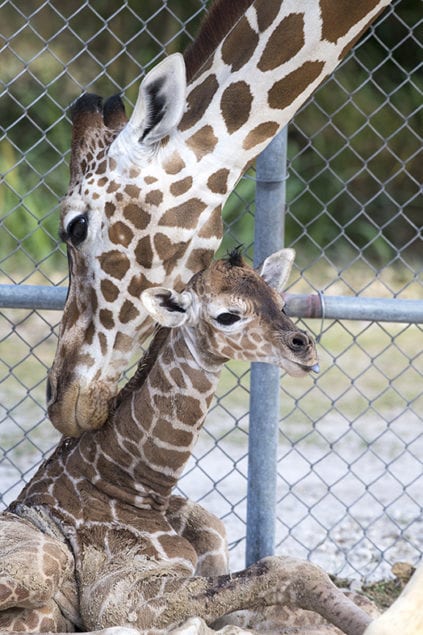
[333,561,415,610]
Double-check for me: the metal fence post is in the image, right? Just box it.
[246,128,288,566]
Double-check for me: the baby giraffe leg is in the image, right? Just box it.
[166,496,229,576]
[79,555,372,635]
[0,514,77,631]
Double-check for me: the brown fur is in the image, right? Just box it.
[184,0,255,82]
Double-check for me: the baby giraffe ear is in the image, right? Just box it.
[258,248,296,293]
[141,287,192,328]
[109,54,186,163]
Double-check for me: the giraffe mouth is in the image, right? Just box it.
[302,363,320,373]
[48,380,113,437]
[74,385,113,433]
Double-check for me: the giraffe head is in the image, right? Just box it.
[47,54,225,437]
[141,248,318,375]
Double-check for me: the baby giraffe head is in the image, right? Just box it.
[141,248,319,376]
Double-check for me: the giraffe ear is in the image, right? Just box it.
[258,248,296,292]
[111,53,186,162]
[141,287,192,327]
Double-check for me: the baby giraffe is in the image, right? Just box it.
[0,249,372,635]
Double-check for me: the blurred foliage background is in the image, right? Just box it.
[0,0,421,282]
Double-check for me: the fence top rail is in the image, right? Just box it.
[1,284,422,324]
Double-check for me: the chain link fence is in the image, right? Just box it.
[1,0,422,581]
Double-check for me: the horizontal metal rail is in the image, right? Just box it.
[1,284,422,323]
[284,293,423,324]
[0,284,68,310]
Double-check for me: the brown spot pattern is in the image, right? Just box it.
[77,354,95,368]
[197,206,223,240]
[107,181,119,193]
[101,279,119,302]
[163,152,186,175]
[119,299,140,324]
[96,160,107,175]
[123,203,150,230]
[159,198,207,229]
[99,308,114,330]
[186,125,218,161]
[124,184,140,198]
[268,61,325,110]
[98,251,130,280]
[150,370,173,393]
[320,0,381,43]
[114,331,133,351]
[186,248,215,272]
[221,16,259,72]
[154,234,188,274]
[258,14,305,71]
[144,176,157,184]
[179,74,219,132]
[170,177,193,197]
[134,236,154,268]
[154,419,193,447]
[256,0,281,32]
[220,81,253,133]
[207,169,229,194]
[128,273,150,298]
[243,121,279,150]
[143,439,190,472]
[145,189,164,206]
[169,367,186,388]
[176,395,203,426]
[108,221,133,247]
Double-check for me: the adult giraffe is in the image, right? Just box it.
[48,0,391,436]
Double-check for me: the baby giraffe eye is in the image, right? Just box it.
[66,213,88,246]
[215,312,241,326]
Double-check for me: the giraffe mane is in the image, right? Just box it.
[225,246,245,268]
[184,0,255,82]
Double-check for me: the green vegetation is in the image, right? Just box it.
[0,0,421,279]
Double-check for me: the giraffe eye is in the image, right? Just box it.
[216,312,241,326]
[67,213,88,246]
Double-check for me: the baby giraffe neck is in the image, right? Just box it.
[93,326,222,510]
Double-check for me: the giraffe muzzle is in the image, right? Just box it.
[47,376,113,437]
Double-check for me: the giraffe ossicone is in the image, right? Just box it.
[1,250,377,634]
[47,0,391,436]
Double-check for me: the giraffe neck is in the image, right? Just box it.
[177,0,390,174]
[79,326,224,511]
[111,0,391,289]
